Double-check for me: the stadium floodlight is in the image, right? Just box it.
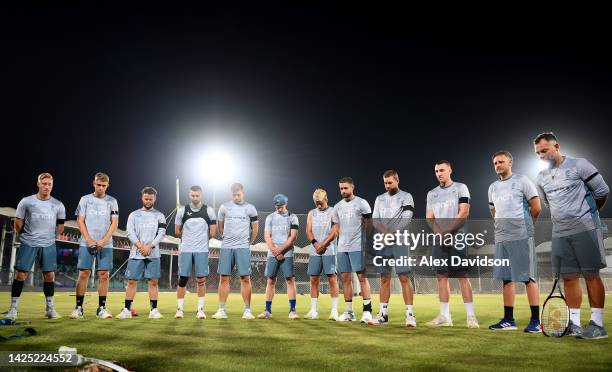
[523,158,550,179]
[201,149,235,185]
[200,148,236,208]
[535,159,550,172]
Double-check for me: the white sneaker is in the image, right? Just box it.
[258,310,273,319]
[328,309,339,321]
[338,311,356,322]
[117,308,132,319]
[149,308,163,319]
[467,315,480,329]
[405,314,417,328]
[304,310,319,320]
[6,308,18,320]
[426,313,453,327]
[242,309,255,320]
[196,309,206,319]
[368,313,388,325]
[212,309,228,320]
[288,311,300,320]
[97,307,113,319]
[360,311,373,323]
[175,309,184,319]
[45,307,61,319]
[69,307,84,319]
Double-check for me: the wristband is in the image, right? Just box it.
[311,239,317,245]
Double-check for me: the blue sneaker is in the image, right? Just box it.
[524,318,541,333]
[489,318,517,331]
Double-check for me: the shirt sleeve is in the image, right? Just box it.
[360,199,372,217]
[332,205,339,224]
[402,193,415,219]
[521,176,539,200]
[207,207,217,223]
[458,184,470,204]
[248,205,258,224]
[175,207,184,226]
[127,212,138,244]
[372,197,381,219]
[152,212,166,246]
[111,198,119,219]
[264,215,272,232]
[536,176,549,208]
[577,158,610,199]
[217,205,226,221]
[15,198,27,219]
[75,197,86,217]
[290,214,299,229]
[57,203,66,221]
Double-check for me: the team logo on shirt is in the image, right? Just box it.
[435,199,457,209]
[31,213,55,220]
[88,209,108,216]
[136,222,158,229]
[338,210,357,219]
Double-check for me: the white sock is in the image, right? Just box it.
[345,301,353,312]
[10,297,19,310]
[440,302,450,317]
[591,308,604,327]
[569,308,581,326]
[406,305,414,317]
[45,296,54,308]
[331,297,339,311]
[464,302,475,317]
[311,297,318,312]
[219,302,226,310]
[380,303,388,316]
[177,299,184,310]
[244,303,251,311]
[198,297,205,310]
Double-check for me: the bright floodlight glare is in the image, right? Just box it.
[201,149,235,185]
[531,158,550,174]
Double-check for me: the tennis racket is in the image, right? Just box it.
[541,258,569,337]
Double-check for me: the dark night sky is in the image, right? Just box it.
[2,5,611,225]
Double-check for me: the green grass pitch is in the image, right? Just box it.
[1,292,611,371]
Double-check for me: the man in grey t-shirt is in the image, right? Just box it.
[487,152,542,333]
[69,172,119,320]
[6,173,65,320]
[425,160,479,329]
[212,183,259,320]
[332,177,373,323]
[534,132,609,339]
[369,170,416,327]
[174,185,216,320]
[257,193,300,320]
[117,187,167,320]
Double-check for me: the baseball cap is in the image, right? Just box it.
[273,193,288,206]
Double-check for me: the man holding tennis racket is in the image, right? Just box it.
[534,132,609,339]
[487,151,542,333]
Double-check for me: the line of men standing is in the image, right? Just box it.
[4,132,608,339]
